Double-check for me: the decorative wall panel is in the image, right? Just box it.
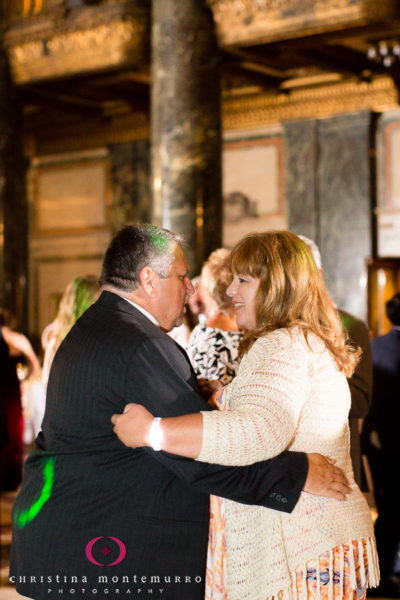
[376,110,400,256]
[222,134,286,247]
[34,159,110,234]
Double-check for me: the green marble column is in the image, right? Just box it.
[151,0,222,275]
[0,44,29,330]
[284,119,319,243]
[283,113,373,318]
[108,140,151,235]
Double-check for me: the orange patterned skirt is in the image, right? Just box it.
[205,495,369,600]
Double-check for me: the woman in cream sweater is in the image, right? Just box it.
[112,231,379,600]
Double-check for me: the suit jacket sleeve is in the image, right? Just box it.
[341,313,372,419]
[124,336,308,513]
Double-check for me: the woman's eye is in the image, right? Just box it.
[238,277,247,283]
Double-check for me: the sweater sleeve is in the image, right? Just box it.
[197,329,312,466]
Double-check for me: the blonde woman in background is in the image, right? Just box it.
[42,275,100,390]
[30,275,100,437]
[112,231,379,600]
[187,248,241,385]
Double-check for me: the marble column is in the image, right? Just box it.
[108,140,151,235]
[284,119,319,243]
[283,112,373,318]
[317,112,372,318]
[0,46,29,330]
[151,0,222,275]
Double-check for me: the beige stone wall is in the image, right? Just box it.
[28,149,110,335]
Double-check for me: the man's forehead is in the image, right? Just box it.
[171,246,189,272]
[173,244,184,258]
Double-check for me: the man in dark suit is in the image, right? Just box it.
[10,225,350,600]
[362,293,400,597]
[338,309,372,490]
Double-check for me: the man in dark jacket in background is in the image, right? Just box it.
[363,293,400,597]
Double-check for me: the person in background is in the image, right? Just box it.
[170,267,227,349]
[298,236,372,490]
[188,274,217,326]
[0,396,9,451]
[167,316,192,348]
[362,292,400,598]
[187,248,241,384]
[338,309,373,489]
[0,309,40,491]
[168,274,211,348]
[41,275,100,391]
[112,230,377,600]
[27,275,101,438]
[186,275,206,327]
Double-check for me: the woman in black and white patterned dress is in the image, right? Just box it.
[186,248,242,385]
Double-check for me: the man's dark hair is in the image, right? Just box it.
[99,224,184,292]
[385,292,400,326]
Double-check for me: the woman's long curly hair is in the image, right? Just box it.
[230,231,360,377]
[52,275,100,354]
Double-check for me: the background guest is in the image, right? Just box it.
[186,248,241,384]
[362,292,400,597]
[186,275,207,327]
[168,275,211,348]
[41,275,100,392]
[0,308,40,491]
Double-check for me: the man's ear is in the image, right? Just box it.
[139,266,158,297]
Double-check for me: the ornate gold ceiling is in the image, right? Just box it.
[1,0,400,151]
[207,0,400,46]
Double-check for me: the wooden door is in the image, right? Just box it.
[367,258,400,336]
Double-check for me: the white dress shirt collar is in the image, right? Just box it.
[121,296,159,327]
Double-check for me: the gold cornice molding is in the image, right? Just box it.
[223,76,399,130]
[27,77,400,155]
[208,0,400,46]
[6,18,147,83]
[29,77,399,155]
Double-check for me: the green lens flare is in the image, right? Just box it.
[14,457,55,529]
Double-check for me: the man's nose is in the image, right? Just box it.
[186,277,195,295]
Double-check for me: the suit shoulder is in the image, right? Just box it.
[74,296,170,354]
[339,309,368,332]
[371,329,400,351]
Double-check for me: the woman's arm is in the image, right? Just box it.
[112,331,311,464]
[111,403,203,458]
[2,327,41,377]
[112,378,224,457]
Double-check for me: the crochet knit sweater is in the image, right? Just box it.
[198,327,379,600]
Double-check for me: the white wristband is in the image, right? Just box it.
[148,417,163,451]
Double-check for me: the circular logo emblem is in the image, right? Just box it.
[85,536,126,566]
